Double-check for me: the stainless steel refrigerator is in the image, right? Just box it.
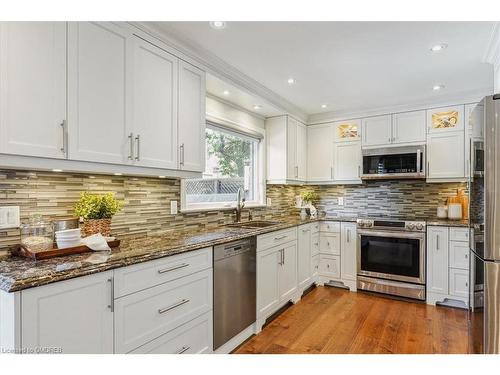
[469,94,500,354]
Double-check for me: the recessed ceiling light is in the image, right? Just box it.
[430,43,448,52]
[321,104,328,109]
[52,169,63,172]
[433,84,445,91]
[114,172,123,176]
[209,21,226,30]
[253,104,262,110]
[158,175,166,179]
[287,77,295,85]
[223,90,230,96]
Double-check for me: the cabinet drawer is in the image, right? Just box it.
[129,311,212,354]
[114,247,212,298]
[449,241,470,270]
[257,227,297,251]
[449,227,469,242]
[449,268,469,298]
[319,221,340,233]
[114,269,212,354]
[319,255,340,279]
[311,222,320,233]
[311,232,320,256]
[320,234,340,255]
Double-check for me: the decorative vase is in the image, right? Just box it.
[82,218,112,237]
[300,207,308,220]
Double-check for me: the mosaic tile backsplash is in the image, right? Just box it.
[0,169,467,250]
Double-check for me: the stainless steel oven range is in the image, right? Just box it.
[357,218,426,300]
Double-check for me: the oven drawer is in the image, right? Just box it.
[257,228,297,251]
[319,221,340,233]
[320,234,340,255]
[319,255,340,279]
[450,228,469,242]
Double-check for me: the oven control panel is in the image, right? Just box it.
[357,219,426,232]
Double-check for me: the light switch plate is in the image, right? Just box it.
[0,206,20,229]
[338,197,344,206]
[170,201,178,215]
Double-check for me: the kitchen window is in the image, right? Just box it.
[181,122,264,211]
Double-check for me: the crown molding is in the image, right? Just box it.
[307,87,493,124]
[206,92,266,121]
[484,21,500,65]
[129,22,307,122]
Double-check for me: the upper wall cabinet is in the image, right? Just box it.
[333,119,361,142]
[361,115,392,147]
[0,22,67,159]
[267,115,307,184]
[392,110,426,145]
[67,22,133,165]
[178,61,206,172]
[426,105,464,134]
[307,124,334,182]
[427,131,465,181]
[333,141,362,183]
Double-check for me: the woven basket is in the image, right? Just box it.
[82,219,112,237]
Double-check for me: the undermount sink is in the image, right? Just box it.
[228,220,282,228]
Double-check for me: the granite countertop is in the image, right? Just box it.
[425,218,469,227]
[1,215,341,293]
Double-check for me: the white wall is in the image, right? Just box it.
[485,23,500,94]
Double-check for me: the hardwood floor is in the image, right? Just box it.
[235,286,469,354]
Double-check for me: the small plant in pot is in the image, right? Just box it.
[74,192,123,237]
[299,191,319,219]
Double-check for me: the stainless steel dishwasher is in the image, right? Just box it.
[213,238,256,350]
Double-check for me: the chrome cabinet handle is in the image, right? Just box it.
[175,346,190,354]
[330,166,334,180]
[128,133,134,160]
[179,143,185,166]
[282,248,285,265]
[295,165,298,178]
[135,135,140,161]
[60,120,67,155]
[436,234,440,250]
[347,229,351,243]
[302,228,309,233]
[427,161,430,176]
[158,263,189,274]
[388,137,391,143]
[314,242,319,246]
[158,299,189,314]
[358,165,361,178]
[274,235,287,240]
[107,278,114,312]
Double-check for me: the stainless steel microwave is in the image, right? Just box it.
[361,145,426,180]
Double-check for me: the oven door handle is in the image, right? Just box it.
[357,229,425,240]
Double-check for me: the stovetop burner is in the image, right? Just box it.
[356,217,426,232]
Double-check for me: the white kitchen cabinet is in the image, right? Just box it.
[319,255,341,279]
[333,119,361,142]
[68,22,133,164]
[392,110,426,145]
[427,226,449,295]
[340,222,357,282]
[21,271,114,354]
[178,60,206,172]
[133,36,178,169]
[0,22,67,159]
[279,242,298,302]
[361,115,392,147]
[256,246,281,319]
[266,115,306,183]
[298,225,312,291]
[466,102,483,140]
[320,234,340,255]
[427,105,464,134]
[449,241,470,270]
[449,268,469,299]
[311,255,320,282]
[307,124,334,182]
[427,131,465,180]
[333,141,361,183]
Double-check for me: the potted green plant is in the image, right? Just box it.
[299,191,319,220]
[74,192,123,237]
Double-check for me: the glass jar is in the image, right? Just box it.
[20,214,54,252]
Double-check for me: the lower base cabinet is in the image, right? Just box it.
[319,255,341,278]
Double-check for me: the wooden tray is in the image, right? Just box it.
[15,239,121,261]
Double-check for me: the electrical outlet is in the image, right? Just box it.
[0,206,20,229]
[170,201,178,215]
[267,197,272,206]
[338,197,344,206]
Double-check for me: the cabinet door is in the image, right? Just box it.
[427,105,464,134]
[319,255,341,279]
[320,233,340,255]
[68,22,132,164]
[466,102,483,140]
[286,116,298,180]
[449,241,469,270]
[427,131,465,180]
[279,242,298,302]
[341,223,357,281]
[256,246,280,318]
[333,119,361,142]
[21,271,113,354]
[311,231,320,257]
[449,268,469,298]
[298,226,312,290]
[333,141,361,182]
[361,115,392,147]
[311,254,320,281]
[392,110,426,145]
[296,121,307,181]
[0,22,66,158]
[307,124,333,181]
[178,60,206,172]
[132,37,178,169]
[426,227,449,295]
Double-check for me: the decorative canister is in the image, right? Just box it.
[81,218,112,237]
[437,206,448,219]
[448,203,463,220]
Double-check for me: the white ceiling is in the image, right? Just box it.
[153,21,495,118]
